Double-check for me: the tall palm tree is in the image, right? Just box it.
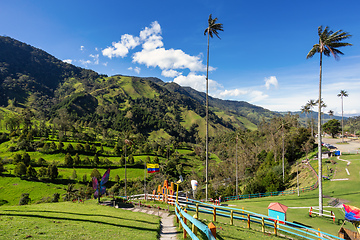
[328,110,334,119]
[301,104,311,128]
[337,90,348,142]
[307,26,352,215]
[204,14,223,202]
[306,99,316,136]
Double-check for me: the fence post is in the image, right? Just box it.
[213,207,216,222]
[262,217,265,232]
[247,214,250,229]
[230,210,233,225]
[242,207,245,222]
[183,209,187,239]
[309,207,312,216]
[274,220,277,235]
[176,207,179,223]
[196,203,199,219]
[318,228,321,240]
[192,214,198,236]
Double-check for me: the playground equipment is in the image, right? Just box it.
[339,204,360,239]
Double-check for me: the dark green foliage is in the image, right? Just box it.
[90,168,101,180]
[47,164,58,180]
[323,119,341,138]
[22,153,31,166]
[19,193,31,205]
[37,157,47,166]
[73,153,81,165]
[14,162,26,176]
[128,154,134,164]
[13,153,22,164]
[63,184,78,201]
[71,169,77,180]
[0,161,5,175]
[37,166,47,178]
[114,174,120,183]
[64,153,73,167]
[93,154,99,166]
[26,165,37,178]
[82,174,88,183]
[52,193,60,202]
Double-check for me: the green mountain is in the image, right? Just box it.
[0,36,279,142]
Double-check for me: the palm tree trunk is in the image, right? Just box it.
[318,52,323,216]
[341,96,344,143]
[205,29,210,202]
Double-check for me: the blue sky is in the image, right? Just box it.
[1,0,360,116]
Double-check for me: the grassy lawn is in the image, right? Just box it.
[0,201,160,240]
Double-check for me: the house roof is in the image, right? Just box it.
[268,202,288,213]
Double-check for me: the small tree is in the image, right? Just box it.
[73,153,81,166]
[26,165,37,178]
[119,155,125,166]
[64,153,73,167]
[82,174,88,183]
[14,162,27,177]
[114,174,120,183]
[47,164,58,180]
[71,169,77,180]
[58,141,64,151]
[19,193,31,205]
[37,166,47,178]
[93,154,99,166]
[90,168,101,180]
[22,153,31,166]
[13,153,22,164]
[128,154,134,164]
[52,193,60,202]
[323,119,341,138]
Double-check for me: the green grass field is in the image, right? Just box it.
[0,201,160,240]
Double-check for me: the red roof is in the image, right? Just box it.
[268,202,288,213]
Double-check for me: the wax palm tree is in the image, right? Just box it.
[306,99,316,136]
[328,110,334,119]
[204,14,223,202]
[307,25,351,215]
[337,90,348,142]
[301,104,311,128]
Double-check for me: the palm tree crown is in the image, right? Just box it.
[204,14,224,39]
[307,26,352,59]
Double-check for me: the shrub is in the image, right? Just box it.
[52,193,60,202]
[14,162,27,177]
[19,193,31,205]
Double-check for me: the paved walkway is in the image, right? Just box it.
[116,204,179,240]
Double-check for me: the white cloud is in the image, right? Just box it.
[139,21,161,40]
[249,90,268,102]
[128,66,141,74]
[63,59,73,64]
[80,46,85,51]
[264,76,278,89]
[90,54,99,65]
[133,48,206,72]
[102,34,140,59]
[103,62,108,66]
[173,72,222,92]
[162,69,181,78]
[218,89,248,98]
[79,59,91,67]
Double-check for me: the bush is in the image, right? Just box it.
[52,193,60,202]
[19,193,31,205]
[14,162,27,177]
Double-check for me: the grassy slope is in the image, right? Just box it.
[0,201,160,240]
[224,154,360,236]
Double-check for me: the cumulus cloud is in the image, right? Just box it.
[264,76,278,89]
[218,89,248,98]
[79,59,91,67]
[133,48,205,72]
[80,46,85,51]
[140,21,161,40]
[173,72,222,92]
[162,69,181,78]
[249,90,268,102]
[102,34,140,58]
[63,59,73,64]
[128,66,141,74]
[90,54,99,65]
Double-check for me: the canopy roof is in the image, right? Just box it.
[268,202,288,213]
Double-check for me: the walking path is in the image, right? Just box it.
[116,204,178,240]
